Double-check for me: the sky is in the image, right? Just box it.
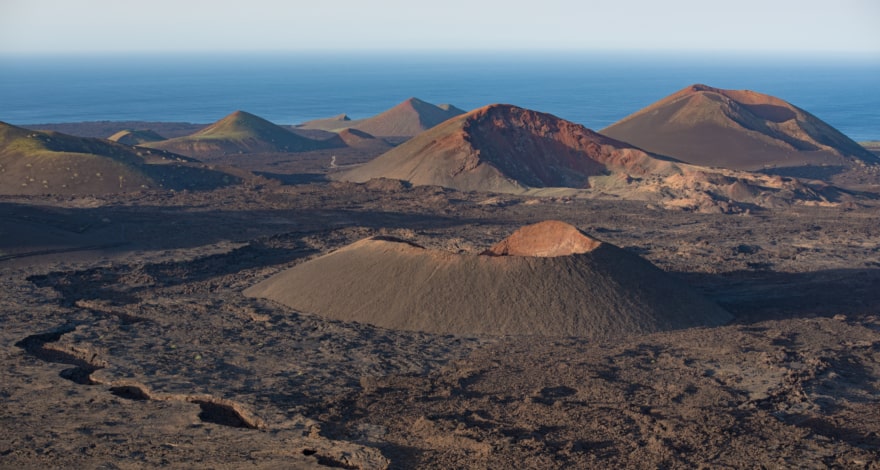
[0,0,878,55]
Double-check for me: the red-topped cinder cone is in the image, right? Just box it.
[245,221,732,337]
[334,104,679,193]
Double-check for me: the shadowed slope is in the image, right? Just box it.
[601,84,879,178]
[334,104,680,193]
[0,122,240,195]
[336,128,393,151]
[245,221,732,337]
[298,98,465,137]
[146,111,336,157]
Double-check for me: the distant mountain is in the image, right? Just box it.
[146,110,337,157]
[108,129,166,145]
[601,84,880,182]
[24,122,206,139]
[296,114,351,131]
[0,122,240,195]
[297,98,465,137]
[333,104,848,212]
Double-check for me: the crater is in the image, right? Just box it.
[482,220,602,257]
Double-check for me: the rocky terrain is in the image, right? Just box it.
[3,91,879,468]
[2,180,879,469]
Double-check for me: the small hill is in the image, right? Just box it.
[145,111,337,158]
[108,129,166,145]
[336,128,393,151]
[245,221,732,337]
[296,114,351,131]
[601,84,880,182]
[25,122,205,139]
[0,122,240,195]
[297,98,465,137]
[438,103,467,114]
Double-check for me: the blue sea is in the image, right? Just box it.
[1,52,878,141]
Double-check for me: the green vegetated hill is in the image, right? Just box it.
[145,110,340,158]
[0,122,241,195]
[245,220,732,337]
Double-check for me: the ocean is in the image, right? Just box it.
[1,52,878,141]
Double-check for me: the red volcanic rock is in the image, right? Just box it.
[334,104,678,193]
[483,220,602,257]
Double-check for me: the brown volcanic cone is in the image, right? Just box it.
[356,97,464,137]
[298,98,465,137]
[601,84,879,179]
[245,221,731,337]
[333,104,679,193]
[145,110,335,158]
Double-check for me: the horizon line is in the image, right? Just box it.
[1,50,878,68]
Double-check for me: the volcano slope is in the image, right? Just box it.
[0,122,241,195]
[107,129,166,146]
[245,221,731,337]
[333,104,846,212]
[298,97,465,138]
[333,104,683,193]
[601,84,880,185]
[145,110,339,158]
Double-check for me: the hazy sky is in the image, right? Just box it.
[1,0,878,55]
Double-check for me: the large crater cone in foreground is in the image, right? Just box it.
[245,221,732,337]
